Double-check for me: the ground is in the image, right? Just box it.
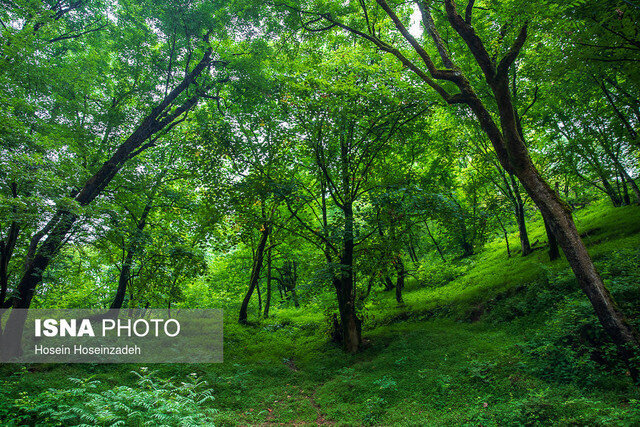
[2,200,640,425]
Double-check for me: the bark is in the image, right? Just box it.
[238,224,270,324]
[511,175,532,256]
[110,195,155,310]
[504,230,511,257]
[334,273,361,354]
[602,175,624,207]
[291,287,300,308]
[0,222,19,308]
[488,76,640,382]
[394,256,406,304]
[334,202,361,353]
[543,217,560,261]
[0,183,20,308]
[1,48,214,359]
[491,155,531,255]
[629,174,640,205]
[407,235,419,263]
[322,0,639,364]
[111,249,135,310]
[264,248,272,318]
[621,172,631,206]
[256,279,262,315]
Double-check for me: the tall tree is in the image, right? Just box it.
[283,0,640,376]
[0,0,236,358]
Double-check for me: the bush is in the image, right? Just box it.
[523,298,622,387]
[8,368,218,426]
[416,262,467,288]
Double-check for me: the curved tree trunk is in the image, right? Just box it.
[264,248,272,318]
[239,225,270,324]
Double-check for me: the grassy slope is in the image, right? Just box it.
[2,201,640,426]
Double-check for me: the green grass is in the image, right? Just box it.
[2,200,640,425]
[364,200,640,323]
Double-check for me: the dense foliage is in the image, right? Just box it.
[1,0,640,424]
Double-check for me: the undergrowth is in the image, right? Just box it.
[1,201,640,425]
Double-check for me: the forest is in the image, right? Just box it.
[1,0,640,425]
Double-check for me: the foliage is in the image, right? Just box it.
[4,368,217,426]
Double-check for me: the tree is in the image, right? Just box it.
[0,0,235,358]
[282,0,640,377]
[279,46,423,352]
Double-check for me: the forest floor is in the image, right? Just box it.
[2,200,640,426]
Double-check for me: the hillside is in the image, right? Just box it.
[2,201,640,426]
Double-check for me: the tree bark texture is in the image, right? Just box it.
[239,225,270,324]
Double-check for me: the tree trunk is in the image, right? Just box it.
[334,276,361,353]
[602,141,640,205]
[496,215,510,257]
[111,249,134,310]
[334,202,361,353]
[0,221,19,308]
[362,276,374,300]
[264,248,272,318]
[602,175,623,207]
[511,175,532,256]
[291,288,300,308]
[332,0,640,381]
[543,216,560,261]
[239,225,270,324]
[623,172,640,205]
[518,164,639,380]
[504,230,511,257]
[320,0,640,372]
[110,195,155,310]
[256,278,262,314]
[394,256,405,304]
[383,276,395,291]
[407,236,419,263]
[425,221,446,262]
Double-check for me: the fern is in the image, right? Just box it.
[7,368,218,426]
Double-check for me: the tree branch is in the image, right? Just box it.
[496,23,528,80]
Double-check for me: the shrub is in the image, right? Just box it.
[416,262,467,288]
[9,368,217,426]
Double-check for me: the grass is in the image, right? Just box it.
[2,200,640,425]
